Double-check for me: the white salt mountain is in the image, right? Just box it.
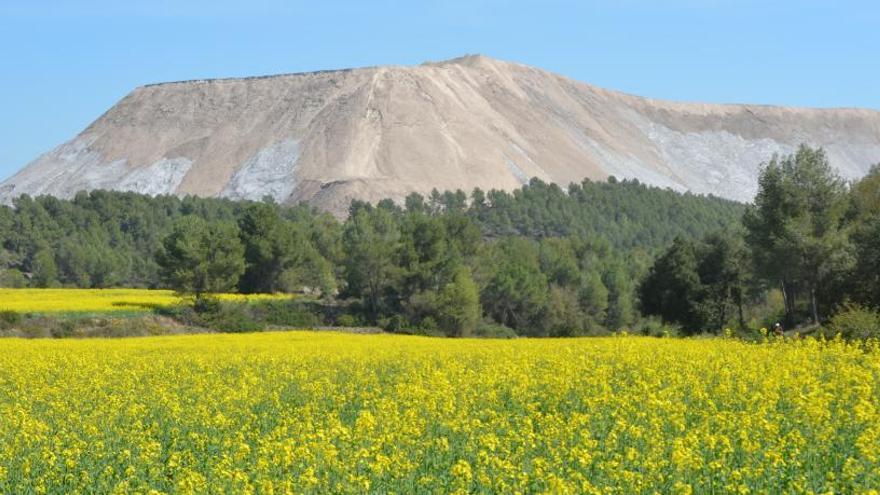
[3,55,879,215]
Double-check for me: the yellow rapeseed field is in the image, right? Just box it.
[0,288,289,314]
[0,332,878,494]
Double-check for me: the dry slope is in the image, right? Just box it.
[3,55,879,214]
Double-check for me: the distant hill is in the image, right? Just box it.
[2,54,879,215]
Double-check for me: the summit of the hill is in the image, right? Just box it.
[3,55,879,214]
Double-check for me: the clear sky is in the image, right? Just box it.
[1,0,878,180]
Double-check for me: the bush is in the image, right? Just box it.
[171,297,262,333]
[55,320,81,338]
[0,269,28,288]
[201,304,261,333]
[12,316,54,338]
[0,310,22,330]
[379,314,408,333]
[419,316,438,332]
[383,316,448,337]
[336,314,359,327]
[472,321,518,339]
[193,296,222,315]
[826,304,880,340]
[250,300,321,328]
[634,317,680,338]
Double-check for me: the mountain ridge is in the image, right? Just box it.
[3,55,879,215]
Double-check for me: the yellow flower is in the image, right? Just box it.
[0,331,877,492]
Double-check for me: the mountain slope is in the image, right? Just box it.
[3,55,879,214]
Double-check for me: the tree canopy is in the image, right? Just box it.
[0,172,754,336]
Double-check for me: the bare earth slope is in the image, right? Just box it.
[3,55,879,214]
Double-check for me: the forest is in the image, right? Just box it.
[1,145,877,338]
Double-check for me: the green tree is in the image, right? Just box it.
[579,270,609,324]
[437,265,481,337]
[851,214,880,307]
[539,238,581,288]
[480,238,548,333]
[30,247,58,288]
[237,203,300,293]
[342,207,401,319]
[849,164,880,221]
[639,238,703,333]
[404,192,427,214]
[744,146,850,324]
[398,213,450,294]
[156,216,245,296]
[543,285,587,337]
[603,263,636,331]
[696,232,751,330]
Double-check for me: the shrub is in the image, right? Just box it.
[379,314,408,333]
[826,304,880,340]
[0,310,22,330]
[0,269,28,288]
[50,320,78,338]
[472,321,518,339]
[250,300,321,328]
[634,316,680,338]
[419,316,438,332]
[336,314,358,327]
[202,304,261,333]
[193,295,223,315]
[173,297,262,333]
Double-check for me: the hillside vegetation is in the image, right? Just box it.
[0,177,743,337]
[2,146,877,338]
[641,147,880,336]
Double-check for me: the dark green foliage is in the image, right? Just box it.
[341,206,402,318]
[30,248,58,288]
[248,299,323,328]
[196,305,261,333]
[471,178,743,248]
[0,268,27,288]
[479,237,548,333]
[163,297,329,333]
[633,316,680,338]
[640,234,753,334]
[639,238,704,333]
[695,232,751,331]
[472,320,518,339]
[602,263,636,331]
[178,297,261,333]
[850,214,880,307]
[237,203,299,293]
[743,146,851,324]
[0,173,748,337]
[847,166,880,308]
[335,314,358,327]
[848,164,880,222]
[436,265,480,337]
[156,216,246,295]
[643,149,880,335]
[0,192,340,291]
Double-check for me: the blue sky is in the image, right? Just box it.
[1,0,878,180]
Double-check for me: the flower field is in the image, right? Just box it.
[0,333,878,494]
[0,288,289,314]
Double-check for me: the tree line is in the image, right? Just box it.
[0,176,743,336]
[640,146,880,334]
